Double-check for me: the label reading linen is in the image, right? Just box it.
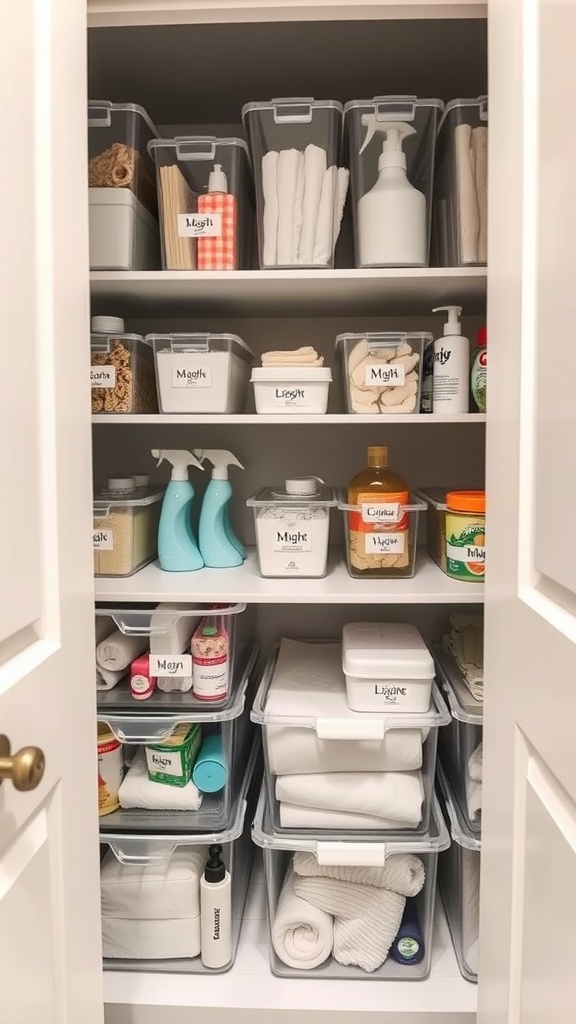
[90,366,116,388]
[93,530,113,550]
[178,212,223,238]
[172,365,212,389]
[274,529,312,553]
[361,502,401,525]
[365,532,405,555]
[364,363,405,387]
[149,654,192,677]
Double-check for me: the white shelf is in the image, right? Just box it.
[103,863,477,1024]
[94,550,484,604]
[89,268,487,318]
[92,412,486,426]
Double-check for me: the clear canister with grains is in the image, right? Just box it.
[91,316,158,414]
[93,479,164,577]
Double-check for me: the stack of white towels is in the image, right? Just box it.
[117,747,203,812]
[273,851,425,973]
[261,144,349,266]
[454,122,488,264]
[101,846,207,959]
[467,742,483,824]
[95,604,200,692]
[265,640,425,830]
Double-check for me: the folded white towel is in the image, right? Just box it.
[261,346,324,367]
[272,869,333,970]
[298,144,327,265]
[469,742,483,782]
[292,149,305,263]
[279,803,415,831]
[293,851,425,896]
[467,778,482,822]
[150,603,198,693]
[444,614,483,701]
[277,149,303,266]
[276,770,423,827]
[267,724,423,775]
[102,915,201,960]
[312,165,336,266]
[455,122,480,263]
[100,846,207,919]
[333,167,350,256]
[472,126,488,262]
[118,749,203,812]
[262,150,279,266]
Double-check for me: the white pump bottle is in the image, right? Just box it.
[357,120,426,267]
[432,306,470,415]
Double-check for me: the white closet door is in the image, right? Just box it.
[480,0,576,1019]
[0,0,103,1021]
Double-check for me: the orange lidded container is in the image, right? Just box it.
[445,491,485,582]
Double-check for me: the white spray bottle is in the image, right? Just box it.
[432,306,470,415]
[193,449,246,568]
[357,119,426,267]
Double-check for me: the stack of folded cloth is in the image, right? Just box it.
[273,851,426,973]
[118,748,203,812]
[101,846,207,959]
[443,613,484,702]
[260,346,324,367]
[266,640,426,830]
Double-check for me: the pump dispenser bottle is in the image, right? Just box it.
[197,163,238,271]
[151,449,204,571]
[357,120,426,267]
[194,449,246,568]
[200,844,232,969]
[432,306,470,414]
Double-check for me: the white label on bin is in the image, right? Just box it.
[93,529,113,550]
[364,363,405,387]
[446,543,485,564]
[274,387,308,407]
[149,654,192,677]
[146,748,183,778]
[172,365,212,389]
[91,366,116,388]
[274,528,312,553]
[178,213,222,238]
[365,532,405,555]
[361,503,401,525]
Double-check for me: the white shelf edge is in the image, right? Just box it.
[92,413,487,425]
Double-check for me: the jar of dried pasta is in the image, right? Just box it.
[91,316,158,414]
[93,479,164,577]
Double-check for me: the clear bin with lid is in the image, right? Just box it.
[247,478,336,578]
[89,101,159,214]
[93,482,164,577]
[338,491,426,580]
[148,137,254,271]
[100,736,260,973]
[434,644,483,833]
[432,97,488,267]
[242,98,344,269]
[252,783,449,979]
[149,332,255,414]
[437,763,480,982]
[91,317,158,414]
[343,97,443,268]
[337,332,429,415]
[251,642,450,836]
[342,623,435,714]
[97,645,258,834]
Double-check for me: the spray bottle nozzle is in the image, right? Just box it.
[193,449,244,481]
[359,116,416,156]
[151,449,204,482]
[432,305,463,336]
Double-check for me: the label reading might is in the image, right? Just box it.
[172,365,212,389]
[178,212,223,238]
[361,502,401,525]
[364,362,405,387]
[90,366,116,388]
[93,529,113,550]
[364,532,405,555]
[149,654,192,678]
[274,528,313,553]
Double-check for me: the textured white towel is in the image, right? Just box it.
[102,915,201,960]
[272,869,333,970]
[312,165,336,266]
[455,123,480,263]
[444,613,484,701]
[277,149,303,266]
[118,749,203,811]
[262,150,279,266]
[293,851,425,896]
[150,603,198,692]
[467,741,483,820]
[279,803,415,831]
[298,144,327,265]
[266,724,423,775]
[472,126,488,263]
[100,846,207,919]
[333,167,350,255]
[469,742,483,782]
[292,149,305,263]
[276,771,423,827]
[96,629,148,690]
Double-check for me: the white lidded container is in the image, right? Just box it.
[148,333,255,413]
[342,623,435,713]
[247,478,336,578]
[251,366,332,414]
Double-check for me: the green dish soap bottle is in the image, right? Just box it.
[471,327,487,412]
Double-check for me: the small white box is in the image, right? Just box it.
[342,622,434,713]
[251,367,332,414]
[89,188,160,271]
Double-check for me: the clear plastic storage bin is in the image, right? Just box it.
[251,367,333,414]
[148,137,254,271]
[247,480,337,579]
[437,764,480,982]
[252,785,449,979]
[432,97,488,267]
[251,642,450,836]
[242,98,344,269]
[417,487,451,572]
[344,97,443,268]
[434,644,483,833]
[100,737,260,974]
[93,487,163,577]
[91,319,158,414]
[97,645,258,834]
[149,332,255,414]
[89,189,160,271]
[337,332,429,416]
[339,492,426,580]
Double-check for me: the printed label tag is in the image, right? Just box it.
[146,748,183,777]
[446,543,485,563]
[364,363,405,387]
[93,529,113,550]
[149,654,192,677]
[90,366,116,388]
[172,365,212,389]
[274,387,308,407]
[361,502,401,525]
[178,212,222,238]
[365,532,405,555]
[274,528,313,553]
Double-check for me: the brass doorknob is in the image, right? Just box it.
[0,735,45,791]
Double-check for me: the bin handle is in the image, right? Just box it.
[176,137,217,161]
[479,95,489,120]
[104,721,177,744]
[271,98,315,123]
[371,95,417,121]
[88,101,112,127]
[107,840,177,865]
[316,842,387,867]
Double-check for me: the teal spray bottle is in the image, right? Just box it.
[151,449,204,572]
[193,449,246,568]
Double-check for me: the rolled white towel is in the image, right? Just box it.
[102,915,201,960]
[262,150,279,266]
[272,869,333,970]
[298,144,327,265]
[293,851,425,897]
[100,846,207,919]
[276,770,423,827]
[279,803,415,831]
[97,630,148,672]
[118,749,203,812]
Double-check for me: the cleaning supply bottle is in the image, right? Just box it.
[197,163,237,271]
[193,449,246,568]
[471,326,487,412]
[151,449,204,572]
[200,844,232,969]
[357,119,426,267]
[432,306,470,415]
[347,445,411,576]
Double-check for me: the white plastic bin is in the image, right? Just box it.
[251,367,332,414]
[247,480,337,579]
[251,641,450,836]
[336,331,429,416]
[432,97,488,267]
[342,623,435,713]
[89,189,160,270]
[437,764,480,982]
[434,643,483,833]
[252,784,449,979]
[149,332,255,414]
